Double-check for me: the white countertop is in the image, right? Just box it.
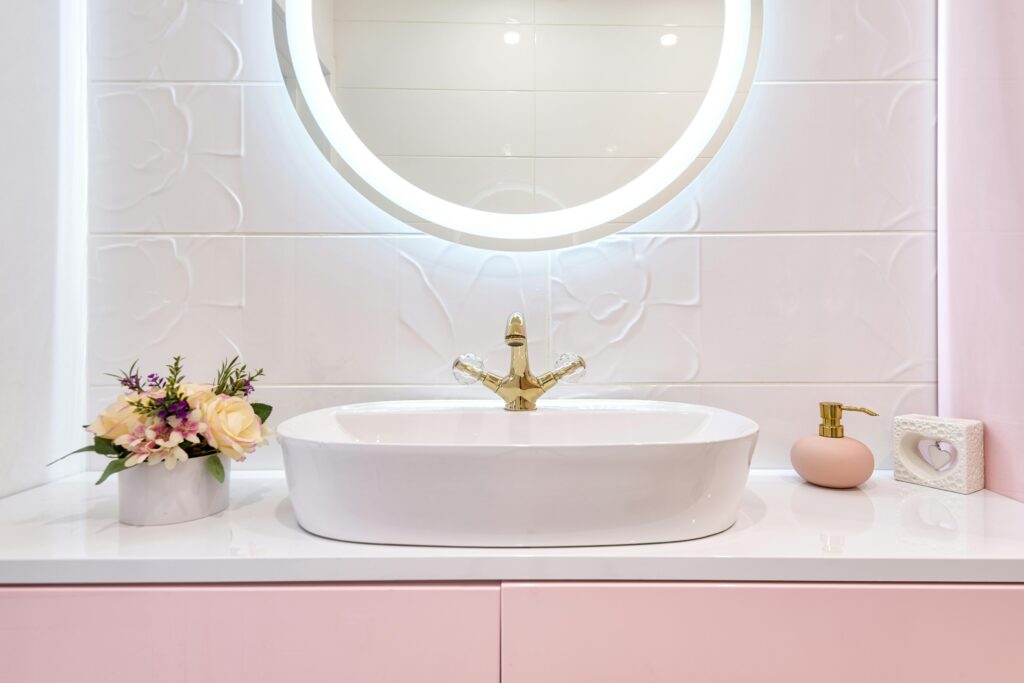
[1,471,1023,584]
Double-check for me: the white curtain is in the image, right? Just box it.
[0,0,87,497]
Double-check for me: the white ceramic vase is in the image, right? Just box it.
[117,454,231,526]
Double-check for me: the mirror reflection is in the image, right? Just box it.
[278,1,728,213]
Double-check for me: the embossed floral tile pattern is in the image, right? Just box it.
[87,0,938,469]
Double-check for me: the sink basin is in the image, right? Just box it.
[278,399,758,547]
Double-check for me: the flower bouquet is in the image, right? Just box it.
[55,356,273,525]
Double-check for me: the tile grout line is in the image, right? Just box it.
[89,80,284,87]
[87,80,937,89]
[755,79,936,85]
[88,231,939,238]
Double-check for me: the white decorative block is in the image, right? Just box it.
[893,414,984,494]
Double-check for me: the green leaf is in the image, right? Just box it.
[205,454,225,483]
[95,458,129,485]
[47,444,96,467]
[251,403,273,423]
[93,437,118,455]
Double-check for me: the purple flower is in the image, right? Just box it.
[242,380,254,397]
[156,399,191,422]
[147,373,165,388]
[119,374,142,392]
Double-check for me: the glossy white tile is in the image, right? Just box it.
[382,157,536,213]
[89,235,401,386]
[551,237,702,383]
[551,234,935,383]
[697,233,936,382]
[334,22,535,91]
[240,237,401,384]
[337,89,535,157]
[89,0,280,82]
[535,92,703,158]
[88,236,247,384]
[535,0,724,26]
[647,82,937,232]
[535,25,722,92]
[534,158,657,212]
[90,83,414,234]
[395,238,551,383]
[758,0,937,81]
[334,0,534,24]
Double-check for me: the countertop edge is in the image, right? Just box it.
[2,557,1024,585]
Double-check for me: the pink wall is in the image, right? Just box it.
[939,1,1024,501]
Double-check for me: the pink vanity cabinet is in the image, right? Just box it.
[0,583,501,683]
[3,581,1023,682]
[502,582,1024,682]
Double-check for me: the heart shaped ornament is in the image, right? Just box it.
[894,415,983,494]
[917,439,957,472]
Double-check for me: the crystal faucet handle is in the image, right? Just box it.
[554,352,586,383]
[453,353,486,385]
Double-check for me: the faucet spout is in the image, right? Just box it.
[505,312,527,347]
[453,312,585,411]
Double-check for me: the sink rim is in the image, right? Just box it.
[277,398,760,450]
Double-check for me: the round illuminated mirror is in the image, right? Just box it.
[274,0,762,250]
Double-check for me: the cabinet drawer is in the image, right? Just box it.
[0,583,500,683]
[502,582,1024,683]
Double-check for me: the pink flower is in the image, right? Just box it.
[114,417,188,470]
[166,410,206,445]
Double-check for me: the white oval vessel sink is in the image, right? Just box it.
[278,400,758,547]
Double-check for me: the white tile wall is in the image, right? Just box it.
[632,81,937,231]
[337,89,536,157]
[87,0,938,470]
[534,25,721,92]
[90,83,415,235]
[334,0,534,24]
[758,0,937,81]
[334,22,536,91]
[382,157,538,213]
[535,0,724,26]
[89,0,281,82]
[535,92,705,158]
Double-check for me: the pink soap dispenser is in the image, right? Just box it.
[791,402,879,489]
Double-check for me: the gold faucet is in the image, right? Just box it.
[452,312,586,411]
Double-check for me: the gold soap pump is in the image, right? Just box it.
[791,403,879,489]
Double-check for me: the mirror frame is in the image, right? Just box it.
[282,0,763,251]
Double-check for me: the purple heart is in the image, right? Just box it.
[917,439,957,472]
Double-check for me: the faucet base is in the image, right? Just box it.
[504,398,538,412]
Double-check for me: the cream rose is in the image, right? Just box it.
[192,393,270,460]
[87,394,144,441]
[180,383,215,399]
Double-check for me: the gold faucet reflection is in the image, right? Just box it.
[452,312,586,411]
